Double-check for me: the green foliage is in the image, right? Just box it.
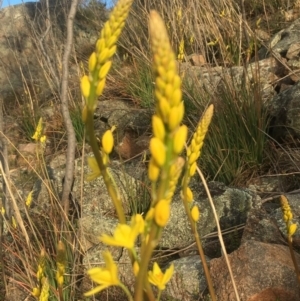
[70,106,85,145]
[127,62,154,108]
[18,106,40,142]
[183,79,270,185]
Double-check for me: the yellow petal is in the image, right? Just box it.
[154,199,170,227]
[191,206,200,222]
[152,115,165,141]
[102,130,114,154]
[150,137,166,167]
[289,223,297,236]
[173,125,187,154]
[88,52,97,72]
[81,75,90,98]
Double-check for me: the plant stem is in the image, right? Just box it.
[85,109,126,225]
[288,237,300,285]
[182,177,217,301]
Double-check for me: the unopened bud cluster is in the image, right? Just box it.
[280,195,298,238]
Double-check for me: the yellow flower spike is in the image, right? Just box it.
[40,135,46,144]
[156,77,166,93]
[289,223,297,237]
[12,216,17,229]
[101,214,144,249]
[85,251,120,297]
[39,277,49,301]
[154,199,170,227]
[86,156,102,181]
[171,88,182,106]
[158,96,171,121]
[25,190,33,208]
[150,137,166,167]
[96,38,105,53]
[148,158,160,182]
[188,164,196,178]
[102,130,114,154]
[133,261,139,277]
[32,117,44,142]
[145,207,155,221]
[99,61,112,79]
[80,75,91,99]
[173,125,188,154]
[191,206,200,222]
[37,249,46,282]
[96,79,106,96]
[88,52,97,72]
[186,187,194,202]
[187,104,214,164]
[98,48,110,64]
[148,262,174,291]
[152,115,166,141]
[56,241,66,287]
[168,106,182,131]
[166,157,185,202]
[1,207,5,215]
[31,287,40,297]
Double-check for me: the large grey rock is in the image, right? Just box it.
[268,80,300,139]
[160,181,261,250]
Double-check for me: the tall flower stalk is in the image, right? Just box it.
[81,1,215,300]
[80,0,134,224]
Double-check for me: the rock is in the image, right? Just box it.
[187,53,207,66]
[268,80,300,139]
[271,193,300,250]
[93,99,152,160]
[162,255,209,301]
[210,240,300,301]
[241,208,287,246]
[180,57,281,103]
[160,181,261,250]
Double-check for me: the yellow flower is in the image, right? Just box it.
[152,115,165,141]
[40,135,46,144]
[31,287,40,297]
[56,241,66,287]
[102,130,114,154]
[84,251,120,296]
[133,261,139,276]
[101,214,144,249]
[25,191,33,207]
[173,125,188,154]
[32,117,44,142]
[154,199,170,227]
[150,137,166,167]
[289,223,297,237]
[148,158,160,182]
[191,206,200,222]
[39,277,49,301]
[12,216,17,229]
[80,75,90,98]
[148,262,174,290]
[86,156,101,181]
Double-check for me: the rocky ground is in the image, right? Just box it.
[1,1,300,301]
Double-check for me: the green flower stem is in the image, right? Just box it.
[182,177,217,301]
[134,225,158,301]
[120,283,134,301]
[156,134,174,202]
[287,236,300,285]
[85,108,126,225]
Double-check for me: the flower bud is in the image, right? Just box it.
[102,130,114,154]
[154,199,170,227]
